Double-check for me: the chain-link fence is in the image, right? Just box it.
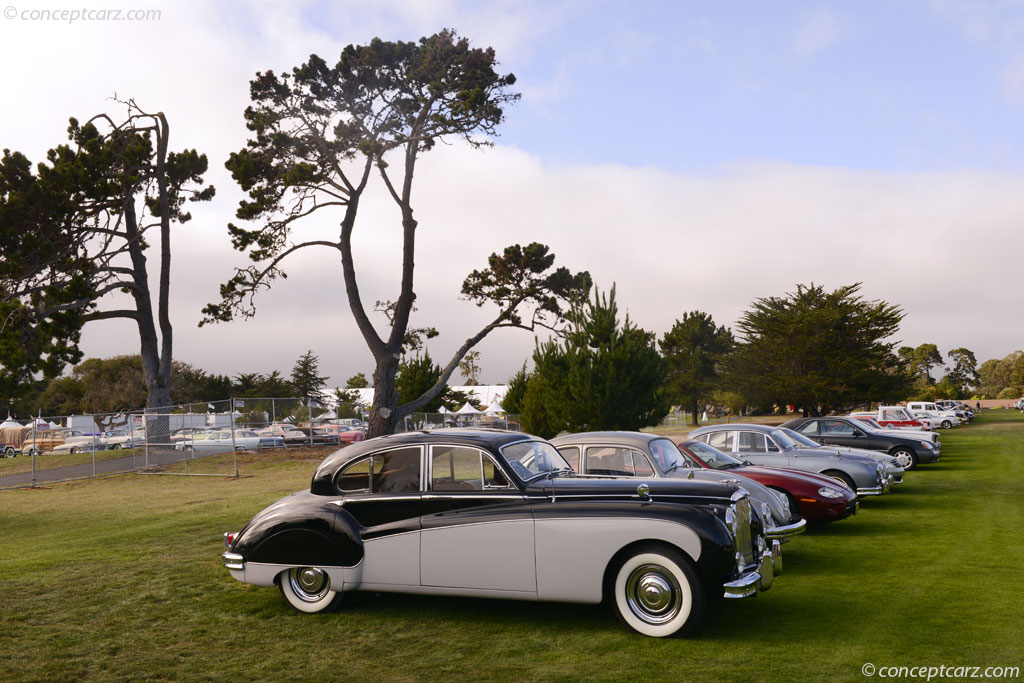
[0,396,371,490]
[397,412,523,433]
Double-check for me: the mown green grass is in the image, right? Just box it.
[1,413,1022,681]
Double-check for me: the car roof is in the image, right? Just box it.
[690,423,776,434]
[551,431,661,448]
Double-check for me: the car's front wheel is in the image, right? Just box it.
[278,567,344,614]
[890,447,917,471]
[610,545,705,637]
[940,420,952,429]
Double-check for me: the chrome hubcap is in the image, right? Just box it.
[894,451,912,468]
[625,564,681,624]
[289,567,329,602]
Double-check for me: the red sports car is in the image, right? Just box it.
[677,439,858,523]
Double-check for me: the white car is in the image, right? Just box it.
[49,429,107,453]
[175,429,262,452]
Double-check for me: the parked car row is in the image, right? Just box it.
[222,395,979,638]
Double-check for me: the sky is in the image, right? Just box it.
[2,0,1023,389]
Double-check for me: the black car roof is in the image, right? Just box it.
[317,428,534,468]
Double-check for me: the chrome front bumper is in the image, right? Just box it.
[723,541,780,599]
[765,517,807,542]
[222,551,244,571]
[856,474,894,496]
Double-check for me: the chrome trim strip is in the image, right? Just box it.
[331,495,423,506]
[421,494,526,501]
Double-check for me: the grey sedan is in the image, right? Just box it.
[550,431,806,542]
[688,424,895,496]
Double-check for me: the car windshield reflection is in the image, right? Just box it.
[769,429,798,451]
[500,440,572,481]
[685,441,744,469]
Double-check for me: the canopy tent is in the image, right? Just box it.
[483,401,504,415]
[1,416,22,429]
[454,402,481,415]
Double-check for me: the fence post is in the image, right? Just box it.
[272,398,276,426]
[308,398,314,446]
[30,416,36,487]
[230,397,239,478]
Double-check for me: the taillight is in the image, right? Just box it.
[224,531,238,548]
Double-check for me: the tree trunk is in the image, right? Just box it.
[367,356,401,438]
[690,396,699,427]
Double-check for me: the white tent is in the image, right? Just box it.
[483,401,504,415]
[1,416,22,429]
[437,406,448,414]
[454,402,481,415]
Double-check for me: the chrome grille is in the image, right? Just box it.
[727,490,754,567]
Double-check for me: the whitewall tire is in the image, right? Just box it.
[611,546,705,637]
[278,567,344,614]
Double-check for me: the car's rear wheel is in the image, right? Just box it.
[889,447,917,471]
[610,545,705,638]
[279,567,344,614]
[823,470,856,491]
[70,447,80,454]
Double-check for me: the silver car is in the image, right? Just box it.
[688,424,894,496]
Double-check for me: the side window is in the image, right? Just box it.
[882,409,898,421]
[736,432,767,453]
[337,456,371,492]
[632,450,655,477]
[706,431,733,451]
[823,420,854,436]
[482,455,511,489]
[797,421,819,435]
[584,447,634,476]
[557,446,581,472]
[373,447,422,493]
[431,446,484,491]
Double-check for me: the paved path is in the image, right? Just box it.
[0,447,215,489]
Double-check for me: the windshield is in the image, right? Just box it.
[858,418,884,430]
[682,441,743,469]
[648,438,692,472]
[779,427,822,448]
[769,429,798,450]
[500,440,573,480]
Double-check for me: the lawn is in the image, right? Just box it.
[1,412,1022,681]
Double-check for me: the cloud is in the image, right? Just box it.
[792,9,844,58]
[4,1,1024,390]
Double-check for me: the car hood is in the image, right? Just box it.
[665,468,796,525]
[722,464,854,490]
[529,474,741,505]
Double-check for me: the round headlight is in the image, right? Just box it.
[818,486,845,499]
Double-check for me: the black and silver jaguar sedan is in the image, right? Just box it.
[222,429,780,638]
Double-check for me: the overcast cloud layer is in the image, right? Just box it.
[2,1,1023,388]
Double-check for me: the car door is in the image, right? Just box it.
[334,445,423,586]
[818,420,860,448]
[419,444,536,593]
[735,430,792,468]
